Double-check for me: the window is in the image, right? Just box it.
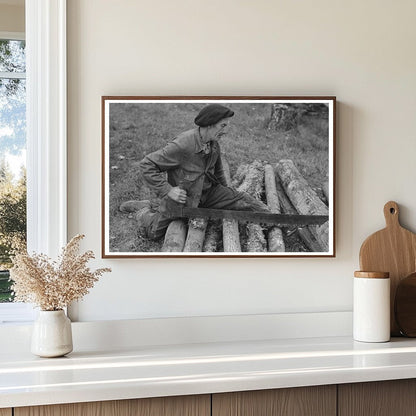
[0,0,67,324]
[0,34,26,305]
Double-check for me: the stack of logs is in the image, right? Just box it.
[161,159,329,253]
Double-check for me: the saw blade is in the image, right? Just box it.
[167,206,328,227]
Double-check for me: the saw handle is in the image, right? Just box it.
[162,181,189,218]
[161,196,183,218]
[167,186,187,204]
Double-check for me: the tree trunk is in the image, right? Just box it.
[264,164,285,252]
[275,160,329,251]
[161,220,187,252]
[274,174,323,252]
[183,218,208,252]
[268,103,329,131]
[222,157,241,252]
[268,104,300,131]
[237,160,267,252]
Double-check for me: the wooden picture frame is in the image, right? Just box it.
[102,96,336,258]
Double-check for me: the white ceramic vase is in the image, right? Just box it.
[31,310,73,357]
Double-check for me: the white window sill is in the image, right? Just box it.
[0,303,36,324]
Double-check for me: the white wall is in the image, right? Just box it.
[67,0,416,322]
[0,3,24,33]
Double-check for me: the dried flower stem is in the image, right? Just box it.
[10,235,111,310]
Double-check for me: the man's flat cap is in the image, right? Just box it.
[194,104,234,127]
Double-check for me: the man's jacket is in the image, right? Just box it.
[139,128,227,208]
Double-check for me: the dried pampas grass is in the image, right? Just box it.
[10,234,111,311]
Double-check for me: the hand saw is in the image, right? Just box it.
[165,204,328,227]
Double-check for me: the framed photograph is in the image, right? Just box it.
[102,96,336,258]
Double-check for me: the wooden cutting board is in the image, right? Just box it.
[359,201,416,336]
[395,272,416,337]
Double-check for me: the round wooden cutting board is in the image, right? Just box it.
[395,272,416,337]
[359,201,416,336]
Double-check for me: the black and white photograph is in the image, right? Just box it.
[102,97,335,258]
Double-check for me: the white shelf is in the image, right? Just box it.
[2,335,416,408]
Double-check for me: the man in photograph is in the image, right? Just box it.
[120,104,270,240]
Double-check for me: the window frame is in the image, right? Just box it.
[0,0,67,323]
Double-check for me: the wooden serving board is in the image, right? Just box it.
[359,201,416,336]
[395,272,416,337]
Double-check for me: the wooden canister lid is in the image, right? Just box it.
[354,271,389,279]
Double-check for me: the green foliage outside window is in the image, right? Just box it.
[0,162,26,302]
[0,38,27,303]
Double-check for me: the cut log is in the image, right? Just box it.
[264,164,285,252]
[274,174,323,252]
[313,186,328,206]
[223,220,241,252]
[231,163,249,189]
[246,223,267,252]
[222,157,241,252]
[275,160,329,251]
[161,220,187,252]
[183,218,208,252]
[237,160,264,197]
[237,160,267,252]
[203,221,222,252]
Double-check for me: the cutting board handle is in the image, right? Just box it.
[384,201,400,228]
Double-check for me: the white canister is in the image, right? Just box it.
[353,271,390,342]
